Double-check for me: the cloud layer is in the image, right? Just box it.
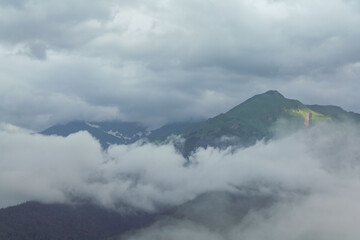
[1,121,360,214]
[1,0,360,129]
[2,121,360,238]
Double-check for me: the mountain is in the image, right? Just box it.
[177,90,360,156]
[40,91,360,156]
[306,104,360,122]
[147,122,194,141]
[0,192,274,240]
[40,121,194,149]
[108,191,275,240]
[40,121,150,148]
[0,201,157,240]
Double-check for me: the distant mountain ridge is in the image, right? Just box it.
[41,121,151,148]
[0,191,272,240]
[40,90,360,155]
[40,121,193,149]
[0,201,156,240]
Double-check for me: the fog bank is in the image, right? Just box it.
[1,122,360,238]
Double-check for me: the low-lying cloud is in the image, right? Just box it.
[1,121,360,238]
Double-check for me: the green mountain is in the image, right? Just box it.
[177,90,359,156]
[39,90,360,157]
[306,104,360,122]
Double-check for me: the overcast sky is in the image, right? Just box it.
[1,0,360,130]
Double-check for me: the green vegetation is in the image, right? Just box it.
[307,104,360,122]
[181,90,326,139]
[286,108,332,122]
[176,90,359,156]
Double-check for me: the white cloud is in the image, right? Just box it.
[1,121,360,211]
[2,121,360,238]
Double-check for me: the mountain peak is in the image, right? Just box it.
[263,90,284,98]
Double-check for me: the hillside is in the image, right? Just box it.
[306,104,360,122]
[41,121,149,148]
[40,121,193,149]
[178,90,359,156]
[0,202,156,240]
[39,91,360,156]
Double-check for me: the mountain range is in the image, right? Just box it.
[40,90,360,156]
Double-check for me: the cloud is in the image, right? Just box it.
[22,41,47,60]
[1,0,360,129]
[124,189,360,240]
[1,121,360,210]
[118,125,360,239]
[0,129,103,208]
[230,190,360,240]
[2,121,360,237]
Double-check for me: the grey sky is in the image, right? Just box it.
[1,0,360,130]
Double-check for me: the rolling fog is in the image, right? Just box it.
[1,121,360,239]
